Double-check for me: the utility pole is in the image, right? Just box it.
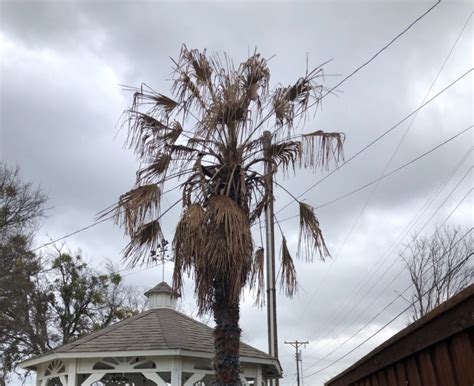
[284,340,308,386]
[263,130,279,386]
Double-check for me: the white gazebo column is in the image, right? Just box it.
[255,367,264,386]
[171,357,182,386]
[67,359,77,386]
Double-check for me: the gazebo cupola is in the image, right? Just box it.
[144,281,179,309]
[19,281,282,386]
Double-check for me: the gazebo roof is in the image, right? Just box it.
[21,307,280,373]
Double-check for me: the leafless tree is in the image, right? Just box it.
[400,225,473,321]
[0,164,47,241]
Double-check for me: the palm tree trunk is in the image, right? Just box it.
[213,278,241,385]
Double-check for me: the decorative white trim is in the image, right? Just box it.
[142,372,167,386]
[20,349,281,373]
[183,373,205,386]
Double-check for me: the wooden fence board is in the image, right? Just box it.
[433,341,456,386]
[369,374,378,386]
[418,350,437,386]
[394,362,406,385]
[325,285,473,386]
[449,332,474,386]
[376,370,387,386]
[405,357,422,386]
[385,366,398,386]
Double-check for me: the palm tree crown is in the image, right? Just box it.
[107,45,344,385]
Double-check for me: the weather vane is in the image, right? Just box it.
[150,239,171,282]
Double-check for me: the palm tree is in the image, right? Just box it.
[107,46,344,385]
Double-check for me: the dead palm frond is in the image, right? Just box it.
[301,130,345,171]
[249,247,265,306]
[298,201,329,261]
[280,237,297,297]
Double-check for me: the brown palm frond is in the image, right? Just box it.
[172,203,205,293]
[240,53,270,100]
[137,154,172,182]
[152,94,179,114]
[181,46,213,85]
[249,247,265,306]
[300,130,345,170]
[172,69,206,113]
[113,184,161,236]
[280,237,297,297]
[298,201,329,261]
[127,112,172,153]
[200,196,253,308]
[123,219,163,266]
[125,85,179,116]
[161,121,183,144]
[168,144,200,159]
[273,88,294,127]
[269,141,301,174]
[249,189,271,223]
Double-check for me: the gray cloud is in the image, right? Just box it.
[1,1,472,385]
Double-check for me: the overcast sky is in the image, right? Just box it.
[1,0,472,385]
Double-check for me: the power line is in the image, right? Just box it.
[31,197,182,252]
[313,126,472,210]
[28,17,467,255]
[302,190,473,373]
[303,169,472,356]
[304,245,473,379]
[284,9,473,342]
[277,68,473,216]
[284,146,472,386]
[312,1,442,105]
[252,0,440,138]
[278,126,472,224]
[298,148,472,346]
[316,8,472,295]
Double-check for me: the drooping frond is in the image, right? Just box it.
[280,237,297,297]
[249,247,265,306]
[298,201,329,261]
[124,219,163,266]
[137,154,172,183]
[272,69,324,130]
[268,141,301,174]
[196,195,253,311]
[112,184,161,237]
[300,130,345,171]
[172,204,205,294]
[127,84,179,117]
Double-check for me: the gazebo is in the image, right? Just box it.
[20,282,282,386]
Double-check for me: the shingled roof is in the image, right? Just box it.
[30,308,273,361]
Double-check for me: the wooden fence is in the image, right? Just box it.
[325,284,474,386]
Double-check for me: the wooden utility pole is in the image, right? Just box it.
[263,130,279,386]
[284,340,308,386]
